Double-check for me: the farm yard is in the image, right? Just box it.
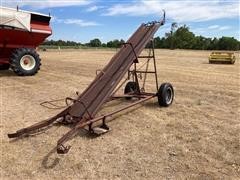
[0,49,239,179]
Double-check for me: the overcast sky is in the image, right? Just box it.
[1,0,239,43]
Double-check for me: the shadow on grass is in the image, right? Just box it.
[202,62,234,65]
[42,147,60,169]
[0,70,15,76]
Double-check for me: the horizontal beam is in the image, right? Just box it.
[129,70,156,74]
[57,95,156,153]
[138,55,154,58]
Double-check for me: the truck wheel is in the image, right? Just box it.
[157,83,174,107]
[124,81,137,100]
[0,64,10,70]
[10,48,41,76]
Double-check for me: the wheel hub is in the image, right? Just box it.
[20,55,36,71]
[166,88,173,104]
[23,59,29,65]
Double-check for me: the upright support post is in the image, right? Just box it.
[133,60,141,93]
[151,39,159,91]
[142,43,152,91]
[126,39,158,93]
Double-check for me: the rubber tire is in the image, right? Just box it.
[124,81,137,100]
[10,48,41,76]
[157,83,174,107]
[0,64,10,70]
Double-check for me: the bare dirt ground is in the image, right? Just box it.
[0,49,239,179]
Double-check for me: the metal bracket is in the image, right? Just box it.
[65,97,93,119]
[90,117,110,135]
[96,69,105,76]
[57,144,71,154]
[100,117,109,130]
[144,10,165,26]
[123,42,139,63]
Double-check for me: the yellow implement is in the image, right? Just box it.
[209,52,236,64]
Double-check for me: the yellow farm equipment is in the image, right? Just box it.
[209,52,236,64]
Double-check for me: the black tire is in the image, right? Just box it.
[157,83,174,107]
[10,48,41,76]
[0,64,10,70]
[124,81,137,100]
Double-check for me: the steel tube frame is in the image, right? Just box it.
[127,39,159,93]
[8,13,166,154]
[56,95,155,153]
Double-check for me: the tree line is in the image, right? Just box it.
[154,24,239,50]
[43,39,125,48]
[42,25,240,50]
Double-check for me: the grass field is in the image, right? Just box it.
[0,49,239,179]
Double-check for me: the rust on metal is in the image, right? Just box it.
[8,12,169,154]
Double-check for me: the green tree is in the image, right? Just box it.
[102,43,107,47]
[107,39,125,48]
[173,25,196,49]
[218,37,239,50]
[89,38,102,47]
[209,38,219,50]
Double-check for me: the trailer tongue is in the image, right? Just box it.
[8,12,174,154]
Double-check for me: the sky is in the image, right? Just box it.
[1,0,239,43]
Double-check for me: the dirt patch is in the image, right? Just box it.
[0,49,239,179]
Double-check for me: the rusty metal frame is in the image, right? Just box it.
[56,95,156,154]
[127,39,159,93]
[8,13,166,154]
[8,41,159,153]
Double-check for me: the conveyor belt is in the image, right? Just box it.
[68,22,162,119]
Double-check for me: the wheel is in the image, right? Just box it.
[124,81,137,100]
[231,57,235,64]
[0,64,10,70]
[157,83,174,107]
[10,48,41,76]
